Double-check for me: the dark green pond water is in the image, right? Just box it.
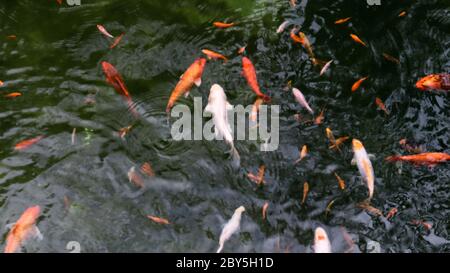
[0,0,449,253]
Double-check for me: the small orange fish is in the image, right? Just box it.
[4,206,41,253]
[141,162,155,177]
[350,34,367,47]
[334,172,345,190]
[295,145,308,164]
[415,74,449,91]
[351,77,368,92]
[6,35,17,41]
[382,53,400,64]
[314,108,325,125]
[386,152,450,166]
[110,33,124,49]
[302,182,309,204]
[375,97,390,115]
[202,49,228,62]
[0,80,3,86]
[329,136,349,151]
[325,199,335,216]
[398,11,406,17]
[118,125,133,139]
[290,31,304,44]
[262,202,269,220]
[128,166,145,188]
[326,128,336,145]
[147,215,170,225]
[386,208,398,220]
[5,92,22,98]
[213,22,235,28]
[334,17,351,24]
[14,136,44,151]
[242,57,271,102]
[411,220,432,230]
[237,45,246,55]
[357,202,383,217]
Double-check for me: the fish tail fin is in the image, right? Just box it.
[230,145,241,168]
[386,156,400,162]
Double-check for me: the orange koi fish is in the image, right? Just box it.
[128,166,145,188]
[6,35,17,41]
[326,127,336,145]
[357,202,383,217]
[237,45,246,55]
[14,135,44,151]
[351,77,368,92]
[0,80,3,86]
[213,22,235,28]
[334,17,351,24]
[118,125,133,139]
[202,49,228,62]
[242,57,271,102]
[329,136,349,151]
[262,202,269,220]
[295,145,308,164]
[375,97,389,115]
[314,108,325,125]
[398,11,406,17]
[166,58,207,113]
[415,74,449,91]
[386,152,450,166]
[334,172,345,190]
[110,33,124,49]
[4,206,42,253]
[289,0,297,8]
[386,208,398,220]
[97,24,114,39]
[141,162,155,177]
[5,92,22,98]
[147,215,170,225]
[350,34,367,47]
[353,139,375,200]
[302,182,309,204]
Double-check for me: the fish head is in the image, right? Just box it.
[314,227,329,243]
[209,84,226,101]
[352,139,364,151]
[196,58,207,71]
[101,61,116,77]
[415,75,440,91]
[235,206,246,214]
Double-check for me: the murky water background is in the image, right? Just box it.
[0,0,449,253]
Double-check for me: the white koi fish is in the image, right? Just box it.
[276,21,290,34]
[217,206,245,253]
[352,139,375,200]
[292,87,314,114]
[320,60,333,76]
[205,84,240,165]
[314,227,331,253]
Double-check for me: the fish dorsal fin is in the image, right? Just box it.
[194,78,202,87]
[226,102,233,111]
[204,102,213,114]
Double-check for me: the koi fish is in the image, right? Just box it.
[357,201,383,217]
[295,145,308,164]
[289,0,297,8]
[399,139,423,154]
[352,139,375,200]
[14,136,44,151]
[386,153,450,166]
[202,49,228,62]
[262,202,269,220]
[334,17,351,24]
[217,206,245,253]
[290,30,304,44]
[237,46,246,55]
[7,35,17,40]
[329,136,349,151]
[326,128,336,145]
[110,33,124,49]
[0,80,3,86]
[314,227,331,253]
[375,97,390,115]
[320,60,333,76]
[242,57,271,102]
[302,181,309,204]
[204,84,240,164]
[415,74,450,91]
[5,92,22,98]
[350,34,367,47]
[118,125,133,139]
[71,128,76,145]
[334,172,345,190]
[382,53,400,64]
[166,58,207,113]
[297,32,319,65]
[250,97,264,122]
[141,162,155,177]
[213,22,235,28]
[292,88,314,114]
[4,206,42,253]
[411,220,432,230]
[128,166,145,188]
[351,76,368,92]
[386,208,398,220]
[147,215,170,225]
[314,108,325,125]
[277,21,290,34]
[398,11,406,17]
[97,24,114,39]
